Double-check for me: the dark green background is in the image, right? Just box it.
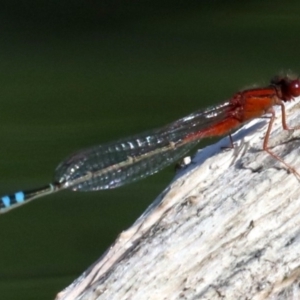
[0,1,299,299]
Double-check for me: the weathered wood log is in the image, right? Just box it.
[56,99,300,300]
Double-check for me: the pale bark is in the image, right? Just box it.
[56,100,300,300]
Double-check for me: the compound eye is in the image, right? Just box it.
[289,79,300,97]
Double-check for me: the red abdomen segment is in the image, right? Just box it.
[183,87,278,143]
[183,117,241,143]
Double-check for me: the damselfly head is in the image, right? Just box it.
[271,74,300,101]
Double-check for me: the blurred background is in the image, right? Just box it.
[0,0,299,299]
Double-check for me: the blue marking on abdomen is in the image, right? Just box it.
[15,192,25,203]
[1,196,11,207]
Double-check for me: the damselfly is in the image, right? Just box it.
[1,75,300,213]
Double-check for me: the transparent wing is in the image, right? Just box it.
[54,102,232,191]
[0,101,237,213]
